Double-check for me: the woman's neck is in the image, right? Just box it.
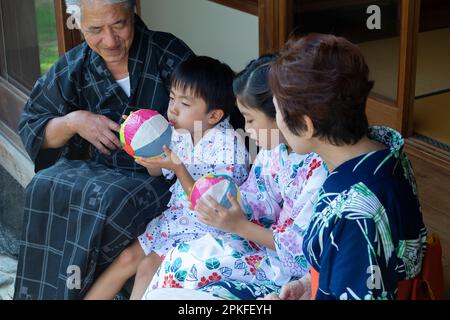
[315,136,386,172]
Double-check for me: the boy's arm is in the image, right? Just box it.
[147,167,163,177]
[173,163,195,197]
[136,146,193,191]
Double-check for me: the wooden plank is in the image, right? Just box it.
[406,149,450,298]
[421,203,450,299]
[405,137,450,171]
[0,78,28,132]
[0,121,34,188]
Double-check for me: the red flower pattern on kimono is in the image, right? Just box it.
[162,274,183,288]
[245,255,264,274]
[198,276,211,288]
[208,272,222,282]
[307,159,322,180]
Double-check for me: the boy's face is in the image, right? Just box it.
[167,86,212,134]
[237,99,282,150]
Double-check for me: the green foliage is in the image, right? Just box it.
[35,0,59,75]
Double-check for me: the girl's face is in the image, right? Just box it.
[167,86,217,134]
[274,97,314,155]
[237,99,282,150]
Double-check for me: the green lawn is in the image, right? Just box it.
[35,0,59,75]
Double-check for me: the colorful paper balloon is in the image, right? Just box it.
[120,109,172,159]
[190,175,241,210]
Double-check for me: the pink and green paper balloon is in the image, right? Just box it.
[120,109,172,159]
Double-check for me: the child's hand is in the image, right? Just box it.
[135,145,182,173]
[196,193,247,234]
[121,111,134,122]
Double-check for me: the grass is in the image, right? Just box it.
[35,0,59,75]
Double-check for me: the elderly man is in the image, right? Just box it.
[15,0,193,300]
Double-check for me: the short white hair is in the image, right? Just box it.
[65,0,136,27]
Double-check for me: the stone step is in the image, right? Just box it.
[0,255,17,300]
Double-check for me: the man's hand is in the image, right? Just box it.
[196,193,247,234]
[68,110,121,155]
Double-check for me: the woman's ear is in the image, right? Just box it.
[207,109,225,126]
[303,115,315,139]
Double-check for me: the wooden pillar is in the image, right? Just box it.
[397,0,421,137]
[54,0,83,56]
[258,0,293,55]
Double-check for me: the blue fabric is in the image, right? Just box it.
[303,127,427,300]
[199,280,281,300]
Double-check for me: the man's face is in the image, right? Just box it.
[80,1,134,66]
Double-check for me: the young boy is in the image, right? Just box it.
[84,56,249,300]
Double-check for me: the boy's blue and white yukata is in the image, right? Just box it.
[144,144,328,298]
[138,118,249,258]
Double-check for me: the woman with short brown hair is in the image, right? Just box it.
[269,33,427,300]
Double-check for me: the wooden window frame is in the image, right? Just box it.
[0,0,143,183]
[54,0,83,55]
[259,0,448,167]
[259,0,419,136]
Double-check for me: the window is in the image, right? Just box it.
[36,0,59,75]
[0,0,59,92]
[413,0,450,148]
[292,0,401,101]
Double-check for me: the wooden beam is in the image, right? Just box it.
[136,0,141,16]
[258,0,292,55]
[0,121,34,188]
[210,0,258,16]
[397,0,421,137]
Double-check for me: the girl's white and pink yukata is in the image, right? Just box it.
[144,144,328,297]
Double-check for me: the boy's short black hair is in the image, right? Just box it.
[170,56,237,123]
